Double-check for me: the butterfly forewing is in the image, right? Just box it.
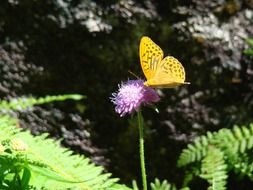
[146,56,186,87]
[139,36,164,80]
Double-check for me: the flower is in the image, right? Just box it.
[111,80,160,117]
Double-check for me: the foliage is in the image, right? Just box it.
[244,39,253,55]
[150,178,177,190]
[0,94,85,112]
[178,124,253,190]
[132,179,177,190]
[0,114,131,190]
[0,94,131,190]
[0,0,253,189]
[200,147,227,190]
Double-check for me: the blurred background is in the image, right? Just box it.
[0,0,253,189]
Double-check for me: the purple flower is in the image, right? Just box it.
[111,80,160,117]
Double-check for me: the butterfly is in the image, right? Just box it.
[139,36,189,88]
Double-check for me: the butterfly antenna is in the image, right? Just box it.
[128,70,140,79]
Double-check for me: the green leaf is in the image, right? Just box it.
[0,115,125,189]
[0,94,85,112]
[150,178,177,190]
[200,147,227,190]
[246,38,253,46]
[132,180,139,190]
[21,167,31,189]
[243,49,253,55]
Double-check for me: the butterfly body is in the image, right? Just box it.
[139,36,189,88]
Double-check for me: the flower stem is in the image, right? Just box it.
[137,110,147,190]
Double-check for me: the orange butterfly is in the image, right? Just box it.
[139,36,189,88]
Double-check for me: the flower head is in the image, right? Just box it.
[111,80,160,117]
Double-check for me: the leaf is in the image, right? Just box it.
[0,94,85,112]
[150,178,177,190]
[0,115,126,189]
[21,167,31,189]
[200,147,227,190]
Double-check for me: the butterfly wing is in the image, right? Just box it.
[145,56,189,88]
[139,36,164,80]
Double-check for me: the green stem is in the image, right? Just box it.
[137,110,147,190]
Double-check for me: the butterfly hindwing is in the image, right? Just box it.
[146,56,187,88]
[139,36,164,80]
[158,56,185,82]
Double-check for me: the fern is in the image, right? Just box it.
[177,132,213,167]
[150,178,177,190]
[0,94,85,111]
[200,147,227,190]
[214,125,253,154]
[178,123,253,190]
[232,152,253,179]
[0,115,129,190]
[132,179,180,190]
[181,167,200,188]
[178,124,253,168]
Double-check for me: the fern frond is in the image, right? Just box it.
[200,147,227,190]
[215,125,253,154]
[232,152,253,180]
[131,179,177,190]
[178,124,253,169]
[150,178,177,190]
[177,132,213,167]
[0,115,125,189]
[0,94,85,111]
[178,124,253,189]
[182,167,200,188]
[132,180,139,190]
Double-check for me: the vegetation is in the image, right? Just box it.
[0,0,253,189]
[0,95,132,189]
[178,124,253,190]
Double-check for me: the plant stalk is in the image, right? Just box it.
[137,110,147,190]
